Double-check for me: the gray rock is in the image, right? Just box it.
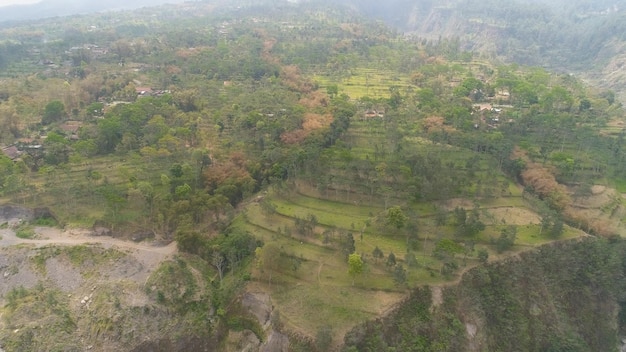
[242,292,272,325]
[260,331,289,352]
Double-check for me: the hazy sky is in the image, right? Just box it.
[0,0,41,7]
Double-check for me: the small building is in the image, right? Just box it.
[135,87,153,96]
[1,145,22,161]
[472,103,493,112]
[364,109,378,118]
[58,121,83,140]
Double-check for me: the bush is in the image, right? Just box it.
[15,225,36,239]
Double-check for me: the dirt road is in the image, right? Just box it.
[0,225,177,270]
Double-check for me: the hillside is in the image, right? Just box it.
[343,237,626,351]
[1,1,626,351]
[332,0,626,101]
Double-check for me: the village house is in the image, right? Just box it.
[363,108,386,119]
[1,145,22,161]
[58,121,84,140]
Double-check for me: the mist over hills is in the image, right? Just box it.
[330,0,626,64]
[0,0,191,23]
[316,0,626,98]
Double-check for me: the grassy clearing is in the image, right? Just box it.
[612,178,626,193]
[272,197,373,230]
[312,68,413,99]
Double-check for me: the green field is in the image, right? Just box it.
[313,67,414,99]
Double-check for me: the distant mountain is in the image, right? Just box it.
[326,0,626,65]
[0,0,192,23]
[318,0,626,99]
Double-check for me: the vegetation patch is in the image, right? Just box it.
[0,284,77,351]
[14,224,36,239]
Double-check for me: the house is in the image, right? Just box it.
[364,109,378,118]
[135,87,153,96]
[58,121,83,140]
[472,103,493,112]
[1,145,22,161]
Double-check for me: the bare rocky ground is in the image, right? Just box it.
[0,210,283,352]
[0,211,182,351]
[0,223,177,302]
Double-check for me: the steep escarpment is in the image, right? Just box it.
[343,237,626,351]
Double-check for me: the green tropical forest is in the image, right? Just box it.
[1,0,626,351]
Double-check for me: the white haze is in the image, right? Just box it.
[0,0,41,7]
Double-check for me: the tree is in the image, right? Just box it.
[212,251,227,282]
[42,100,65,125]
[550,218,564,238]
[96,117,123,154]
[441,261,458,277]
[454,206,467,228]
[175,231,206,255]
[393,264,407,286]
[477,249,489,264]
[372,246,384,263]
[347,252,364,285]
[386,206,408,231]
[386,252,397,267]
[340,232,356,260]
[402,252,417,267]
[540,211,564,238]
[43,132,70,165]
[466,203,485,236]
[434,238,464,260]
[454,204,485,237]
[496,226,517,253]
[256,243,282,287]
[170,163,184,178]
[174,183,191,199]
[259,198,277,217]
[192,149,211,186]
[326,84,338,98]
[435,207,448,226]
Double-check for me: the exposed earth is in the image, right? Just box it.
[0,208,188,351]
[0,208,286,352]
[0,220,177,303]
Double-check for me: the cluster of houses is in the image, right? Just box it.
[363,109,385,119]
[1,141,42,162]
[0,119,86,162]
[135,87,171,98]
[472,102,513,129]
[67,44,108,58]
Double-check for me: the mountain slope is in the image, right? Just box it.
[343,237,626,351]
[328,0,626,100]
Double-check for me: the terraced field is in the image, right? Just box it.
[6,154,173,226]
[237,112,586,343]
[312,67,414,99]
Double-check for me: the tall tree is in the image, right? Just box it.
[256,243,282,287]
[348,253,364,286]
[42,100,65,125]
